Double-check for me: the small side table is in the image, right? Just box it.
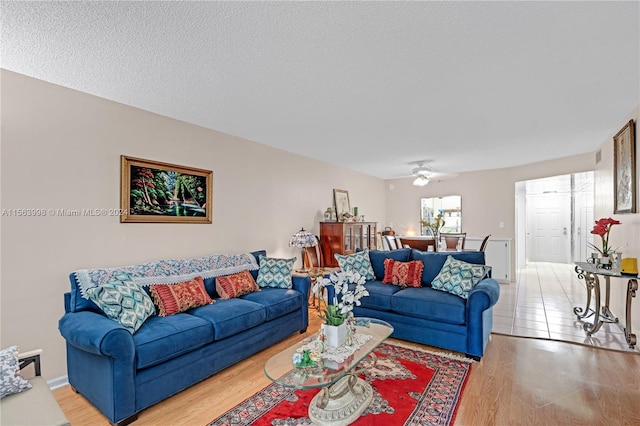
[294,267,330,310]
[574,262,637,348]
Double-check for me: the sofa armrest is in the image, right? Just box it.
[292,275,311,330]
[292,275,311,297]
[467,277,500,310]
[58,311,135,361]
[465,277,500,358]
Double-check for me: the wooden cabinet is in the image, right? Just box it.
[319,222,377,267]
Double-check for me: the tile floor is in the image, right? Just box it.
[493,261,639,353]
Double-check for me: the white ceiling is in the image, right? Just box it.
[2,1,639,179]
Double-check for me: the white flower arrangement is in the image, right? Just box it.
[312,269,369,326]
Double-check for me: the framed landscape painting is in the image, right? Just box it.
[120,156,212,223]
[613,120,636,214]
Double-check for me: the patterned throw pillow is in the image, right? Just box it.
[0,346,31,399]
[149,276,214,316]
[382,258,424,288]
[431,255,491,299]
[216,270,261,299]
[85,273,156,334]
[335,249,375,280]
[256,255,295,289]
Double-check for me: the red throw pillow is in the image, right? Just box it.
[382,258,424,288]
[216,270,260,299]
[149,276,213,317]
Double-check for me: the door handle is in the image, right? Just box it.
[563,227,567,235]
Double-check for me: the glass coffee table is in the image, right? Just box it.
[264,317,393,426]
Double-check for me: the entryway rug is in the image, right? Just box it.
[208,342,472,426]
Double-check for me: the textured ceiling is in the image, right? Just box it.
[2,1,639,179]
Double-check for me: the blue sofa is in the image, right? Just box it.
[58,250,310,426]
[349,248,500,359]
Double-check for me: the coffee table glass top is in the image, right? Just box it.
[264,317,393,390]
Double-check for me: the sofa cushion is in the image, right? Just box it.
[85,275,156,334]
[149,276,214,316]
[368,248,411,280]
[216,270,260,299]
[357,281,404,311]
[391,287,467,325]
[133,314,214,370]
[257,255,295,289]
[410,250,486,286]
[190,299,267,340]
[382,258,424,288]
[241,288,303,321]
[335,249,375,280]
[0,346,32,398]
[431,256,491,299]
[202,250,267,298]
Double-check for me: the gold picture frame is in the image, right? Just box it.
[120,156,212,223]
[613,120,636,214]
[333,189,351,221]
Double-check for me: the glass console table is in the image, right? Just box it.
[574,262,638,348]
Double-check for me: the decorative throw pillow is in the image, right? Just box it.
[335,249,375,280]
[256,255,295,289]
[0,346,32,399]
[216,270,261,299]
[149,276,213,316]
[431,255,491,299]
[85,273,156,334]
[382,258,424,288]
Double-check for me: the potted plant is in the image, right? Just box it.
[420,213,445,237]
[589,217,621,266]
[312,270,369,347]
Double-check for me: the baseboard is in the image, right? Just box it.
[47,374,69,390]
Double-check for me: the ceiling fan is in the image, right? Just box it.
[412,164,431,186]
[409,161,457,186]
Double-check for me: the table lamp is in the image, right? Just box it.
[289,227,318,272]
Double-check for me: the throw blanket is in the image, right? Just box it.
[74,253,259,299]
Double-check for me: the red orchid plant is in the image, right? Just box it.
[589,217,621,256]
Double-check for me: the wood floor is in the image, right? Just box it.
[54,309,640,425]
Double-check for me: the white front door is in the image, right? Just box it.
[527,193,571,263]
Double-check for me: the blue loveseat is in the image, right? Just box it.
[58,250,310,426]
[349,248,500,359]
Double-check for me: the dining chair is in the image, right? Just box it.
[479,234,491,252]
[303,241,326,310]
[439,232,467,251]
[382,235,399,250]
[303,239,322,269]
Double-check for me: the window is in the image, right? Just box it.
[420,196,462,234]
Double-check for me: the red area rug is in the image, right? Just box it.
[209,342,472,426]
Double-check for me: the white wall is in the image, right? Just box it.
[0,70,386,379]
[384,153,596,279]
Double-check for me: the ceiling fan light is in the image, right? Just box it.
[413,175,430,186]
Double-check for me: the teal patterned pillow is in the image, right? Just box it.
[86,273,155,334]
[431,255,491,299]
[257,255,295,289]
[335,249,375,280]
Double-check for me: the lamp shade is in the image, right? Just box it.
[289,228,317,248]
[413,175,430,186]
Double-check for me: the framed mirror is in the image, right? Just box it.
[420,195,462,235]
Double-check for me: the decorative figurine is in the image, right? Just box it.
[293,349,317,368]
